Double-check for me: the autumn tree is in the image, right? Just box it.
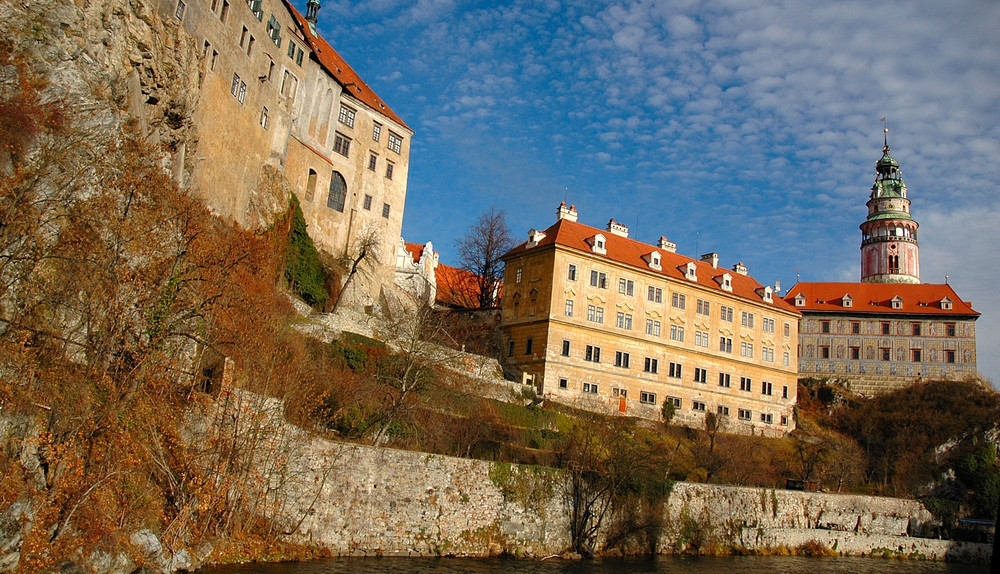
[456,206,513,309]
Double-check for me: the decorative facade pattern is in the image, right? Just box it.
[501,204,801,436]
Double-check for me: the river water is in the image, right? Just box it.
[198,555,990,574]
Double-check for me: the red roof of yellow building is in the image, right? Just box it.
[284,1,410,131]
[783,282,978,317]
[505,218,799,315]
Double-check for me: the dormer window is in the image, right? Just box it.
[842,294,853,308]
[757,286,773,303]
[588,234,607,255]
[890,295,903,310]
[643,251,662,270]
[940,297,953,310]
[794,293,806,307]
[715,273,733,292]
[527,228,546,247]
[683,262,697,282]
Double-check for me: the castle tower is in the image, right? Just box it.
[860,130,920,284]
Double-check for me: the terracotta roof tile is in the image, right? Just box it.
[783,282,978,317]
[282,1,410,131]
[505,218,799,314]
[403,242,424,264]
[435,262,482,309]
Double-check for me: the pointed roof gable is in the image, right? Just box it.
[504,218,799,314]
[782,282,978,317]
[282,0,410,131]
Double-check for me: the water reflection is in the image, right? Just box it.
[199,555,989,574]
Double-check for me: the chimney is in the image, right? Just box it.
[658,236,677,253]
[700,252,719,269]
[733,261,748,276]
[306,0,321,25]
[607,218,629,238]
[556,202,578,222]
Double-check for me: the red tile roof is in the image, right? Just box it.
[783,282,978,317]
[435,262,483,309]
[403,242,425,263]
[283,1,410,131]
[504,218,799,314]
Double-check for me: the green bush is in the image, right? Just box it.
[284,194,328,306]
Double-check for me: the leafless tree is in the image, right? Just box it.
[456,206,513,309]
[331,228,380,313]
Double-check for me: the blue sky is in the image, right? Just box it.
[305,0,1000,385]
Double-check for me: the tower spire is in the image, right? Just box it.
[859,129,920,284]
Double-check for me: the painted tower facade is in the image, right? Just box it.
[860,131,920,284]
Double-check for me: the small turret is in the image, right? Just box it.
[306,0,320,25]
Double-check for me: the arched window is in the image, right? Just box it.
[327,171,346,212]
[305,169,317,202]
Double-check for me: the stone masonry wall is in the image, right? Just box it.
[224,391,991,562]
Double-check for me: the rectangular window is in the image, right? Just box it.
[559,378,568,389]
[692,401,706,412]
[585,345,601,363]
[667,396,682,409]
[648,286,662,302]
[246,35,255,56]
[388,131,403,153]
[692,367,707,383]
[717,405,730,416]
[852,321,861,334]
[721,305,734,322]
[696,299,710,315]
[333,133,351,157]
[643,357,658,374]
[237,79,246,103]
[210,49,218,70]
[295,48,304,66]
[220,0,230,21]
[259,106,268,128]
[881,321,891,335]
[742,312,755,329]
[616,312,625,329]
[718,372,730,387]
[671,293,686,309]
[525,339,533,355]
[850,346,860,360]
[339,105,356,127]
[912,349,922,362]
[266,60,274,81]
[385,161,394,179]
[618,278,634,296]
[568,264,577,281]
[762,347,774,362]
[646,319,661,337]
[740,377,752,392]
[821,320,831,333]
[368,153,377,171]
[740,342,754,358]
[612,388,627,398]
[624,314,632,330]
[760,413,773,424]
[946,323,956,337]
[583,382,598,394]
[946,350,956,363]
[762,317,775,333]
[695,330,709,348]
[508,341,514,357]
[783,352,790,366]
[266,14,282,46]
[640,391,656,405]
[360,192,373,209]
[372,122,382,141]
[381,203,390,219]
[761,381,773,396]
[785,322,791,337]
[780,415,788,426]
[668,362,682,378]
[174,0,186,20]
[738,409,752,421]
[590,270,599,286]
[516,268,523,284]
[248,0,263,20]
[561,340,571,357]
[614,351,630,369]
[719,337,732,353]
[881,348,891,361]
[587,305,604,324]
[820,346,830,359]
[670,325,684,342]
[231,72,241,97]
[782,385,789,399]
[564,299,573,316]
[287,40,297,59]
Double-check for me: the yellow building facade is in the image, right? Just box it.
[501,204,801,436]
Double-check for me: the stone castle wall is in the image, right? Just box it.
[219,391,991,562]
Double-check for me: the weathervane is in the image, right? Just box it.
[881,117,889,147]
